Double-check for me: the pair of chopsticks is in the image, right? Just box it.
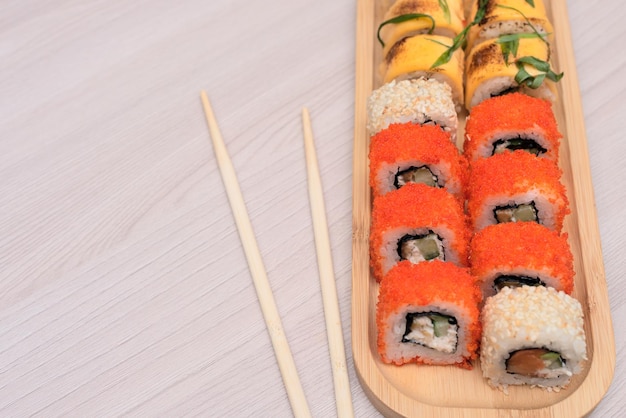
[200,92,353,418]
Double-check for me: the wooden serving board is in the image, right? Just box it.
[350,0,616,416]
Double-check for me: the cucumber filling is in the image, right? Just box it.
[394,165,439,189]
[506,348,569,378]
[397,232,445,264]
[493,202,538,224]
[492,138,548,156]
[493,275,545,292]
[402,312,458,353]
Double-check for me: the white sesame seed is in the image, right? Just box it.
[367,78,458,140]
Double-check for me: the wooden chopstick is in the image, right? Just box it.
[200,91,312,418]
[301,108,354,418]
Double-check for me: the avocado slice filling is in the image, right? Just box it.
[402,312,458,353]
[493,202,538,224]
[397,232,444,263]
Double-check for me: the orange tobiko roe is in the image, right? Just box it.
[470,222,575,295]
[466,151,570,232]
[368,123,468,199]
[369,183,470,282]
[464,93,562,162]
[376,260,482,369]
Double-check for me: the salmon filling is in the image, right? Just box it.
[506,348,569,378]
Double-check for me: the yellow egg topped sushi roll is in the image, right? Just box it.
[464,93,562,162]
[480,286,586,391]
[378,0,465,58]
[465,36,559,109]
[377,260,481,369]
[369,123,467,199]
[466,0,554,50]
[381,34,465,110]
[462,0,475,18]
[370,183,470,282]
[470,222,574,299]
[466,150,569,232]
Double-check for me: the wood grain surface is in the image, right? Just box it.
[0,0,624,416]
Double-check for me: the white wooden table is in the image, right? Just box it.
[1,1,623,416]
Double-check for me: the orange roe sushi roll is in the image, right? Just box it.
[464,93,562,162]
[369,183,470,282]
[466,151,569,233]
[369,123,468,199]
[470,222,574,300]
[377,260,481,369]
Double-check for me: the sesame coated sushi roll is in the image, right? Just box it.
[370,183,470,282]
[369,123,468,199]
[464,93,562,162]
[466,0,554,50]
[378,0,465,58]
[465,36,559,109]
[470,222,574,299]
[466,150,569,232]
[381,35,465,109]
[480,286,587,391]
[367,78,458,139]
[377,260,481,368]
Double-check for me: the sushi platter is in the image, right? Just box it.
[351,0,615,416]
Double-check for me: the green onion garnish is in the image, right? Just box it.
[431,0,488,68]
[496,4,550,53]
[438,0,451,23]
[377,14,435,48]
[492,4,561,88]
[514,56,563,89]
[496,32,544,63]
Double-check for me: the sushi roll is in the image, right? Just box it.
[466,0,554,50]
[369,183,470,282]
[369,123,467,199]
[466,150,569,232]
[367,78,458,139]
[465,36,558,109]
[463,0,475,20]
[381,34,465,109]
[470,222,574,299]
[480,286,587,391]
[377,260,481,368]
[463,93,562,162]
[378,0,465,58]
